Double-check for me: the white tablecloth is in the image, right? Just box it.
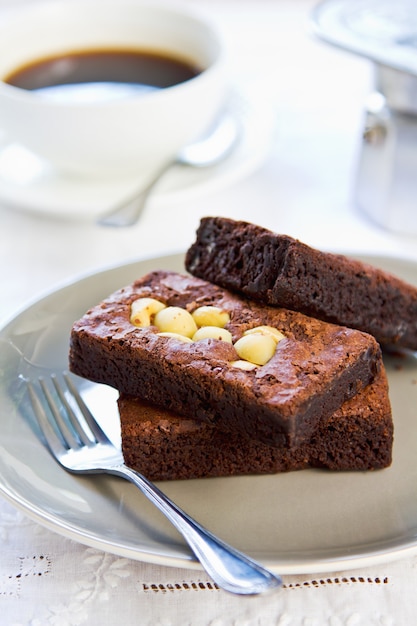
[1,0,417,624]
[2,494,417,625]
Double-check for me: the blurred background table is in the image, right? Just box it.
[1,0,417,624]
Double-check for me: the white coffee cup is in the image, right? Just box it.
[0,0,227,178]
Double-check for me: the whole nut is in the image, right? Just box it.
[192,306,230,328]
[192,326,233,342]
[130,297,166,327]
[243,325,285,343]
[234,333,277,366]
[154,306,198,338]
[230,360,258,371]
[157,332,193,343]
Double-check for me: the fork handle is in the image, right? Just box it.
[108,464,282,595]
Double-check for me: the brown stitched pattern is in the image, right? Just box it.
[283,576,389,589]
[141,576,389,592]
[19,555,51,578]
[142,581,219,592]
[0,555,51,598]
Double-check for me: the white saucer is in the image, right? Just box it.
[0,90,275,220]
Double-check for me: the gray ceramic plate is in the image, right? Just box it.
[0,252,416,574]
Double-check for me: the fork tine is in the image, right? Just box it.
[49,374,92,447]
[38,376,82,449]
[30,372,111,452]
[62,372,111,446]
[27,381,69,460]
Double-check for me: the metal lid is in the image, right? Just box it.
[311,0,417,77]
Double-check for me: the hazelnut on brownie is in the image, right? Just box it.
[69,270,382,448]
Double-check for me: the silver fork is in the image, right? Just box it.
[27,372,282,596]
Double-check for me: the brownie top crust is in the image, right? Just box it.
[185,216,417,350]
[69,270,381,447]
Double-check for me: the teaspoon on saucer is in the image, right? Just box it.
[97,113,239,228]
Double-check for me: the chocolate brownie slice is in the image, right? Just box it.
[118,367,393,480]
[185,217,417,350]
[69,270,381,448]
